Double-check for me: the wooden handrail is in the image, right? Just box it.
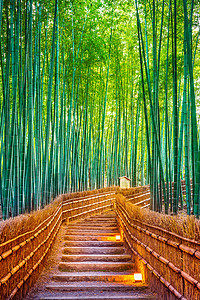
[116,202,200,300]
[118,202,200,252]
[0,204,62,254]
[0,191,115,299]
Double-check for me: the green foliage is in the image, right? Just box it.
[0,0,199,219]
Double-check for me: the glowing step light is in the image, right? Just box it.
[134,273,142,282]
[115,235,121,241]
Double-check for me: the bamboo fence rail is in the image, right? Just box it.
[0,190,116,300]
[116,201,200,300]
[0,203,62,300]
[62,192,116,221]
[123,180,191,210]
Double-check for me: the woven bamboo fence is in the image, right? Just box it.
[116,199,200,300]
[121,180,191,209]
[0,188,116,300]
[62,191,116,222]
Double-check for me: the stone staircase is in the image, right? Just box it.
[32,212,157,300]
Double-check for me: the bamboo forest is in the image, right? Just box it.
[0,0,199,220]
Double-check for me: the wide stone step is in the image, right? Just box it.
[70,216,116,223]
[66,227,119,232]
[84,218,117,222]
[59,261,134,272]
[66,227,119,234]
[64,235,120,241]
[52,271,138,282]
[40,284,156,300]
[88,213,116,217]
[39,291,156,300]
[80,221,117,225]
[77,218,117,222]
[64,240,123,247]
[83,218,117,222]
[61,254,131,262]
[63,246,125,255]
[45,281,147,292]
[40,296,155,300]
[65,231,119,236]
[67,224,118,229]
[88,214,116,217]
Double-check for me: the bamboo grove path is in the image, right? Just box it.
[0,188,200,300]
[25,211,156,300]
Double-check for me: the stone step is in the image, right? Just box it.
[41,278,153,299]
[64,235,120,241]
[66,227,119,232]
[78,218,117,222]
[85,217,116,221]
[45,281,148,292]
[64,240,123,248]
[40,297,155,300]
[52,271,138,282]
[61,254,131,262]
[59,261,134,272]
[69,225,118,230]
[64,231,119,236]
[66,227,119,235]
[83,217,117,222]
[68,223,117,227]
[63,246,125,255]
[39,292,156,300]
[72,217,117,222]
[88,213,116,217]
[80,221,117,225]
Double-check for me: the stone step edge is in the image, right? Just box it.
[64,241,123,246]
[65,229,119,232]
[64,235,120,241]
[64,232,120,236]
[61,254,131,262]
[59,262,134,272]
[62,246,125,252]
[52,272,136,282]
[45,282,148,292]
[68,223,118,226]
[59,261,133,265]
[39,296,155,300]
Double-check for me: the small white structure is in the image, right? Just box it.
[119,176,131,189]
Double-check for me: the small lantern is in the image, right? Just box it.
[134,273,142,281]
[119,176,131,189]
[115,235,121,241]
